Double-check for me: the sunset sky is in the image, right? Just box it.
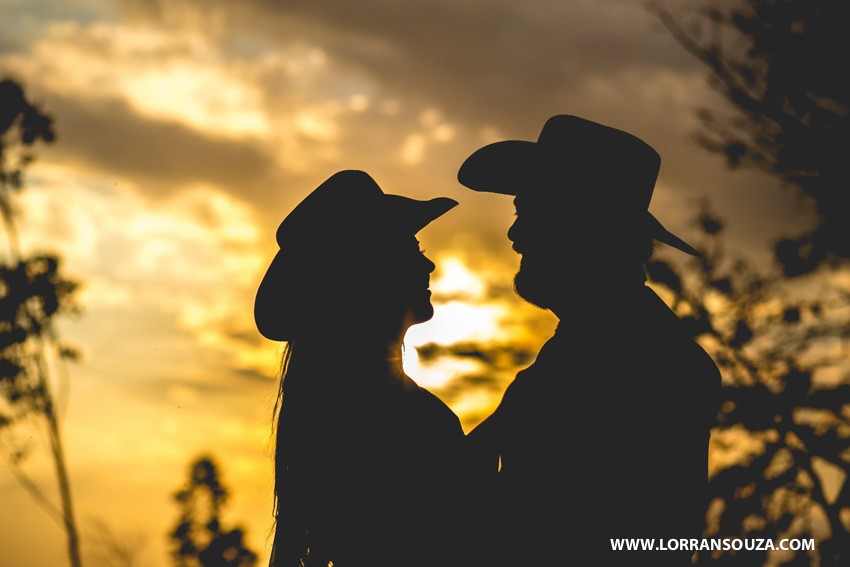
[0,1,824,566]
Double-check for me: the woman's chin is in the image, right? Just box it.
[410,302,435,325]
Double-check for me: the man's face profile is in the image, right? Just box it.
[508,194,570,310]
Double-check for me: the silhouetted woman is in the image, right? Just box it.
[254,170,468,567]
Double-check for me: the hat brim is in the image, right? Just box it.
[646,213,701,257]
[458,140,540,195]
[254,251,289,341]
[383,194,458,234]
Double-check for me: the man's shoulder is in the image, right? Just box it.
[498,348,559,401]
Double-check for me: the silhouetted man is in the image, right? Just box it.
[459,115,721,566]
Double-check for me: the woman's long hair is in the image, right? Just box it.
[268,341,307,567]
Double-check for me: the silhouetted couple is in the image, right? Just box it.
[254,115,722,567]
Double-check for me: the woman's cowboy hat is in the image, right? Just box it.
[457,114,700,257]
[254,169,457,341]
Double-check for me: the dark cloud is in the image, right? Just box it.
[120,0,699,130]
[270,0,699,110]
[416,340,536,369]
[438,371,504,399]
[39,93,299,203]
[231,365,275,384]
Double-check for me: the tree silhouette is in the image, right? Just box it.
[169,455,258,567]
[646,203,850,567]
[649,0,850,277]
[0,77,83,567]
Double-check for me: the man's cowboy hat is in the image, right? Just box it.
[254,169,457,341]
[457,114,700,256]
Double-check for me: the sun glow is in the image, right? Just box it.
[431,256,486,299]
[402,352,482,390]
[410,301,510,346]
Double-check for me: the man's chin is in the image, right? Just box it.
[513,271,553,310]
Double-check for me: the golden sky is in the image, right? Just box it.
[0,1,824,566]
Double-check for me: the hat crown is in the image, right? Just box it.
[276,169,382,247]
[537,115,660,207]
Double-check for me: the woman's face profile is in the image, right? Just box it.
[367,233,437,331]
[302,231,436,342]
[403,235,438,326]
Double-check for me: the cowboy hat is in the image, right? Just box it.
[457,114,699,256]
[254,169,457,341]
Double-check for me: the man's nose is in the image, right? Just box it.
[507,218,520,244]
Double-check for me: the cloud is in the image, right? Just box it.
[18,172,279,382]
[2,19,366,204]
[32,92,283,199]
[123,0,702,130]
[7,0,815,266]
